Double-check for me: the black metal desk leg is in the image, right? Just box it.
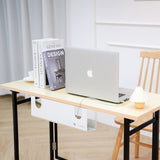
[49,122,54,160]
[152,110,159,160]
[12,91,19,160]
[55,123,58,158]
[54,124,67,160]
[124,118,130,160]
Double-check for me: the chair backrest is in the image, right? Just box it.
[138,50,160,93]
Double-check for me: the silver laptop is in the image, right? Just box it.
[65,47,130,103]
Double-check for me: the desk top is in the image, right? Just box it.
[1,80,160,121]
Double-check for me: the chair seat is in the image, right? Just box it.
[114,115,160,132]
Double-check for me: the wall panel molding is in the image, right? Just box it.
[107,42,160,50]
[96,21,160,27]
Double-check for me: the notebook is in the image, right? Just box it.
[65,47,130,103]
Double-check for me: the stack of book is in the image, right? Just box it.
[32,38,65,90]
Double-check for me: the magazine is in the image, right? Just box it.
[43,49,65,90]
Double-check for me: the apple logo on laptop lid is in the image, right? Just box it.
[87,70,93,78]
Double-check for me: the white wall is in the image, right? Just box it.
[66,0,160,128]
[66,0,95,48]
[96,0,160,90]
[96,0,160,23]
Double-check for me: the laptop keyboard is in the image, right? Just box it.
[119,93,125,98]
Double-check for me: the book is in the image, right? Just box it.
[38,39,64,88]
[32,40,39,87]
[43,48,65,90]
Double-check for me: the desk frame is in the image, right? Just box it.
[11,90,159,160]
[1,85,160,160]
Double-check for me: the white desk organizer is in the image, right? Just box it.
[31,96,97,131]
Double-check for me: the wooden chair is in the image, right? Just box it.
[112,50,160,160]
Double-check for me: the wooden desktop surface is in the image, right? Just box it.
[1,80,160,121]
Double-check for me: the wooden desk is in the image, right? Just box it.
[0,80,160,160]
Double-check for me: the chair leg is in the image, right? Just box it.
[135,131,140,158]
[112,124,124,160]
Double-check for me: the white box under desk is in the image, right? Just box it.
[31,96,97,131]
